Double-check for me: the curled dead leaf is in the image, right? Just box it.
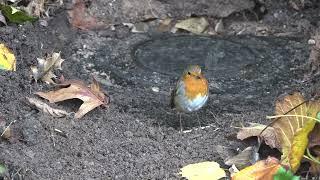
[36,78,109,119]
[27,97,70,118]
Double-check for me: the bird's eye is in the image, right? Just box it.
[187,72,191,75]
[196,76,201,79]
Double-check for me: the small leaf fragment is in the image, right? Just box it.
[0,10,7,25]
[31,52,64,84]
[180,161,226,180]
[27,97,70,118]
[0,4,37,24]
[0,43,16,71]
[175,17,209,34]
[273,166,300,180]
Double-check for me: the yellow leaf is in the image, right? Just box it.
[180,161,226,180]
[290,118,316,172]
[0,44,16,71]
[175,17,209,34]
[232,157,281,180]
[271,92,320,172]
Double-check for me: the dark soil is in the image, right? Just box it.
[0,0,319,179]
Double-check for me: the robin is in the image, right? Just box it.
[171,65,209,130]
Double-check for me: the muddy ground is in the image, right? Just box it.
[0,0,320,179]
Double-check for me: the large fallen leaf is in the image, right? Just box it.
[237,123,280,149]
[308,123,320,175]
[175,17,209,34]
[232,157,281,180]
[0,43,16,71]
[180,161,226,180]
[36,78,109,119]
[31,52,64,84]
[0,4,37,24]
[270,92,320,172]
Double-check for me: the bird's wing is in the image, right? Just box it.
[170,79,185,109]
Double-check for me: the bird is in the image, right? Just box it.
[171,65,209,131]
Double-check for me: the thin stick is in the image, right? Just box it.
[1,120,15,137]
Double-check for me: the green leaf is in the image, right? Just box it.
[0,4,37,24]
[0,163,7,176]
[273,166,300,180]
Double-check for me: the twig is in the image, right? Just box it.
[1,120,15,137]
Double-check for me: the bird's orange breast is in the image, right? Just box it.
[183,75,208,100]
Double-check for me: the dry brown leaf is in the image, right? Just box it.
[232,157,281,180]
[27,97,70,118]
[237,123,280,149]
[31,52,64,84]
[67,0,104,30]
[36,78,109,119]
[271,92,320,172]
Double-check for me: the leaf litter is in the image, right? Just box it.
[233,91,320,178]
[36,77,109,119]
[31,52,64,84]
[270,92,320,172]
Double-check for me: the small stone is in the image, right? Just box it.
[215,19,224,34]
[151,87,160,92]
[39,19,48,27]
[132,22,149,33]
[124,131,133,137]
[308,39,316,45]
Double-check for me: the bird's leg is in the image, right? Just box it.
[179,113,183,132]
[196,112,201,129]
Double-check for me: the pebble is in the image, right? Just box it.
[308,39,316,45]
